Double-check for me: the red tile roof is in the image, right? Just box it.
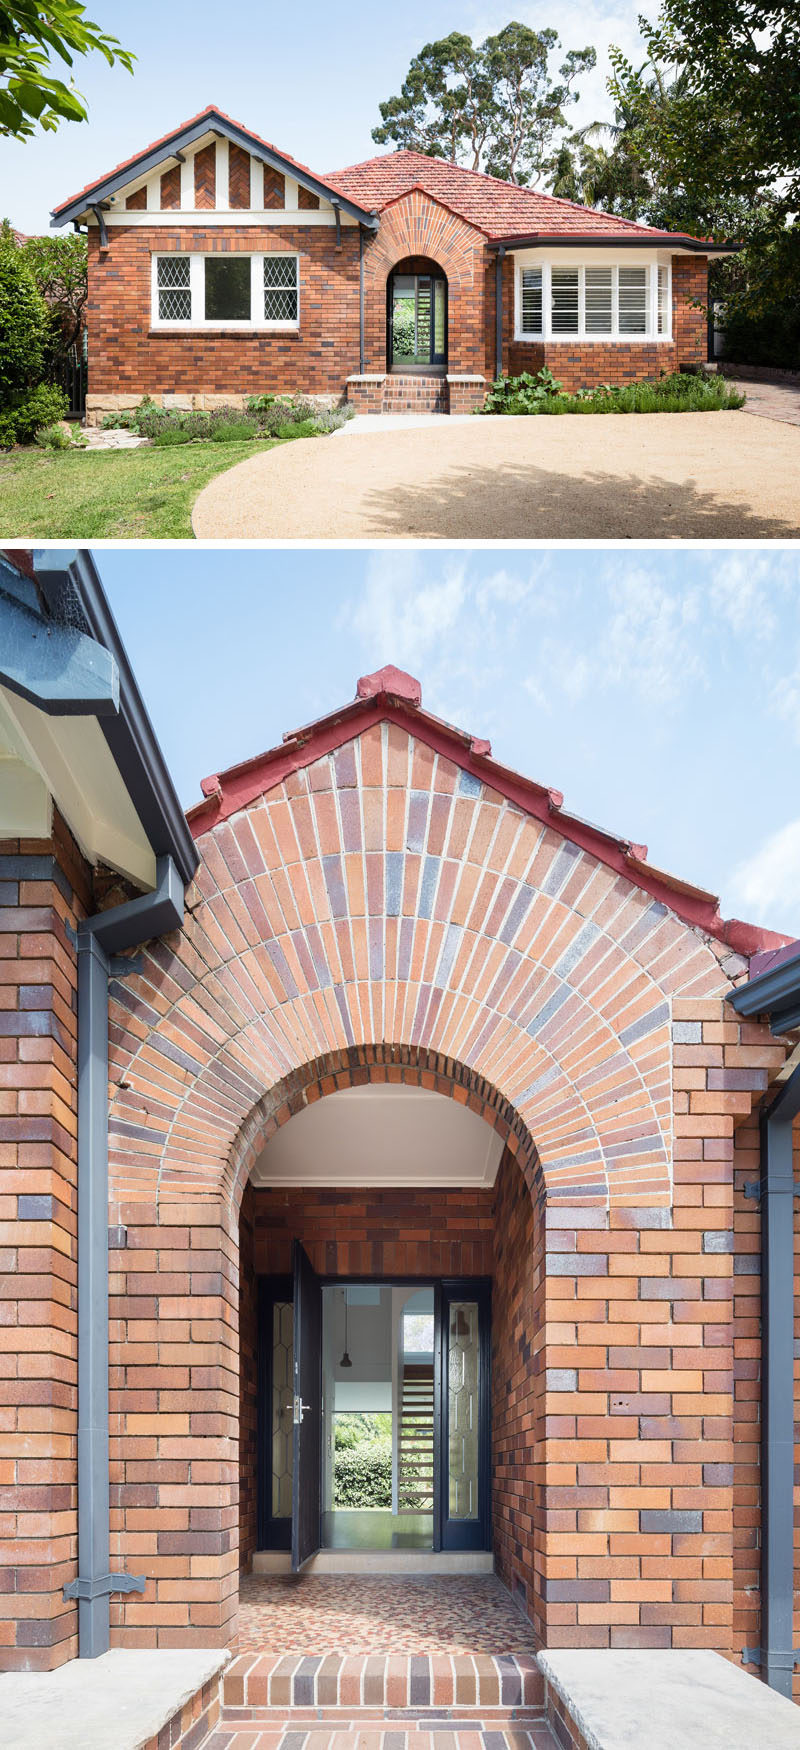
[52,107,708,244]
[325,149,686,242]
[187,665,790,959]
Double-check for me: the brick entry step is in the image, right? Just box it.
[209,1654,556,1750]
[381,375,449,414]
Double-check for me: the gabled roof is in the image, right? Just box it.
[51,105,377,229]
[325,149,724,248]
[187,664,787,959]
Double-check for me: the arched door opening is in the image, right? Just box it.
[237,1057,544,1606]
[387,257,448,371]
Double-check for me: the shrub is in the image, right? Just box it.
[333,1440,392,1508]
[34,422,72,450]
[13,383,70,441]
[151,427,193,446]
[101,409,138,431]
[0,236,50,407]
[209,417,259,443]
[314,407,354,433]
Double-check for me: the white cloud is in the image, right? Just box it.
[350,555,467,670]
[727,818,800,936]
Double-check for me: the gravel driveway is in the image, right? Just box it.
[191,410,800,541]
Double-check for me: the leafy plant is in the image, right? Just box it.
[0,1,134,140]
[34,420,71,449]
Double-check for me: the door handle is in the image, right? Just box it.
[293,1395,312,1425]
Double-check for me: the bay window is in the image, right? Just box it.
[515,259,671,341]
[152,251,299,328]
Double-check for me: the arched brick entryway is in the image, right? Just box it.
[104,675,779,1663]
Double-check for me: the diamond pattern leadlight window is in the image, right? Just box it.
[264,254,298,322]
[157,255,191,321]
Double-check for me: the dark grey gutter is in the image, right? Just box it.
[65,858,185,1655]
[33,550,198,887]
[495,245,505,379]
[727,944,800,1035]
[50,110,378,230]
[487,234,738,254]
[729,975,800,1696]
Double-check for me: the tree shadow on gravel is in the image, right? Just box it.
[360,459,800,541]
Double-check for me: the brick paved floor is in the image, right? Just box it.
[238,1576,536,1656]
[728,376,800,426]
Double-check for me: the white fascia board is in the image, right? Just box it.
[91,209,354,227]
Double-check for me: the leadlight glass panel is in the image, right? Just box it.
[448,1300,479,1520]
[157,255,191,321]
[264,254,299,322]
[271,1300,293,1518]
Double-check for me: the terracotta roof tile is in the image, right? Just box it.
[325,149,686,241]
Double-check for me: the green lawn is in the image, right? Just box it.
[0,438,277,539]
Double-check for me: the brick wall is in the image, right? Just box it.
[194,143,216,209]
[0,811,91,1669]
[86,224,360,403]
[229,144,251,210]
[492,1147,547,1640]
[160,166,181,211]
[503,252,709,391]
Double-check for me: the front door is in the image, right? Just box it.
[292,1240,323,1570]
[388,272,447,369]
[258,1273,490,1554]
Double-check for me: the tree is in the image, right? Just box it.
[0,221,48,400]
[0,1,134,140]
[20,231,88,352]
[608,1,799,246]
[372,23,595,185]
[482,25,595,186]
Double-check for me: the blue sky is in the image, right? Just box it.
[98,547,800,938]
[6,0,644,232]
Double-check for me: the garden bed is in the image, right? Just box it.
[478,367,745,415]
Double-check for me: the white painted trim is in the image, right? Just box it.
[513,252,674,343]
[90,208,352,227]
[216,137,230,212]
[179,155,194,209]
[251,156,263,209]
[284,175,299,211]
[151,248,300,331]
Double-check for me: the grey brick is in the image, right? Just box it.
[703,1230,733,1253]
[546,1369,578,1391]
[703,1464,734,1486]
[457,769,482,798]
[546,1253,606,1276]
[640,1509,702,1534]
[18,1193,53,1220]
[545,1205,608,1230]
[672,1021,702,1043]
[544,1579,610,1602]
[734,1255,760,1275]
[619,1001,669,1047]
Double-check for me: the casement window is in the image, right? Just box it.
[516,259,671,341]
[152,252,300,329]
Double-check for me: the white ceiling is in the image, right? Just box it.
[250,1082,505,1189]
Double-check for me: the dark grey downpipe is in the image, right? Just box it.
[359,227,365,375]
[746,1067,800,1695]
[495,245,506,379]
[64,857,185,1655]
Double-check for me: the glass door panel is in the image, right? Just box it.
[389,273,447,367]
[440,1280,490,1550]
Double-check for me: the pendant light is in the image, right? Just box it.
[340,1286,353,1368]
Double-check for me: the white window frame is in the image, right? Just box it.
[151,250,300,331]
[514,254,672,343]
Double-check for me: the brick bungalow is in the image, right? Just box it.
[2,553,798,1725]
[49,106,733,421]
